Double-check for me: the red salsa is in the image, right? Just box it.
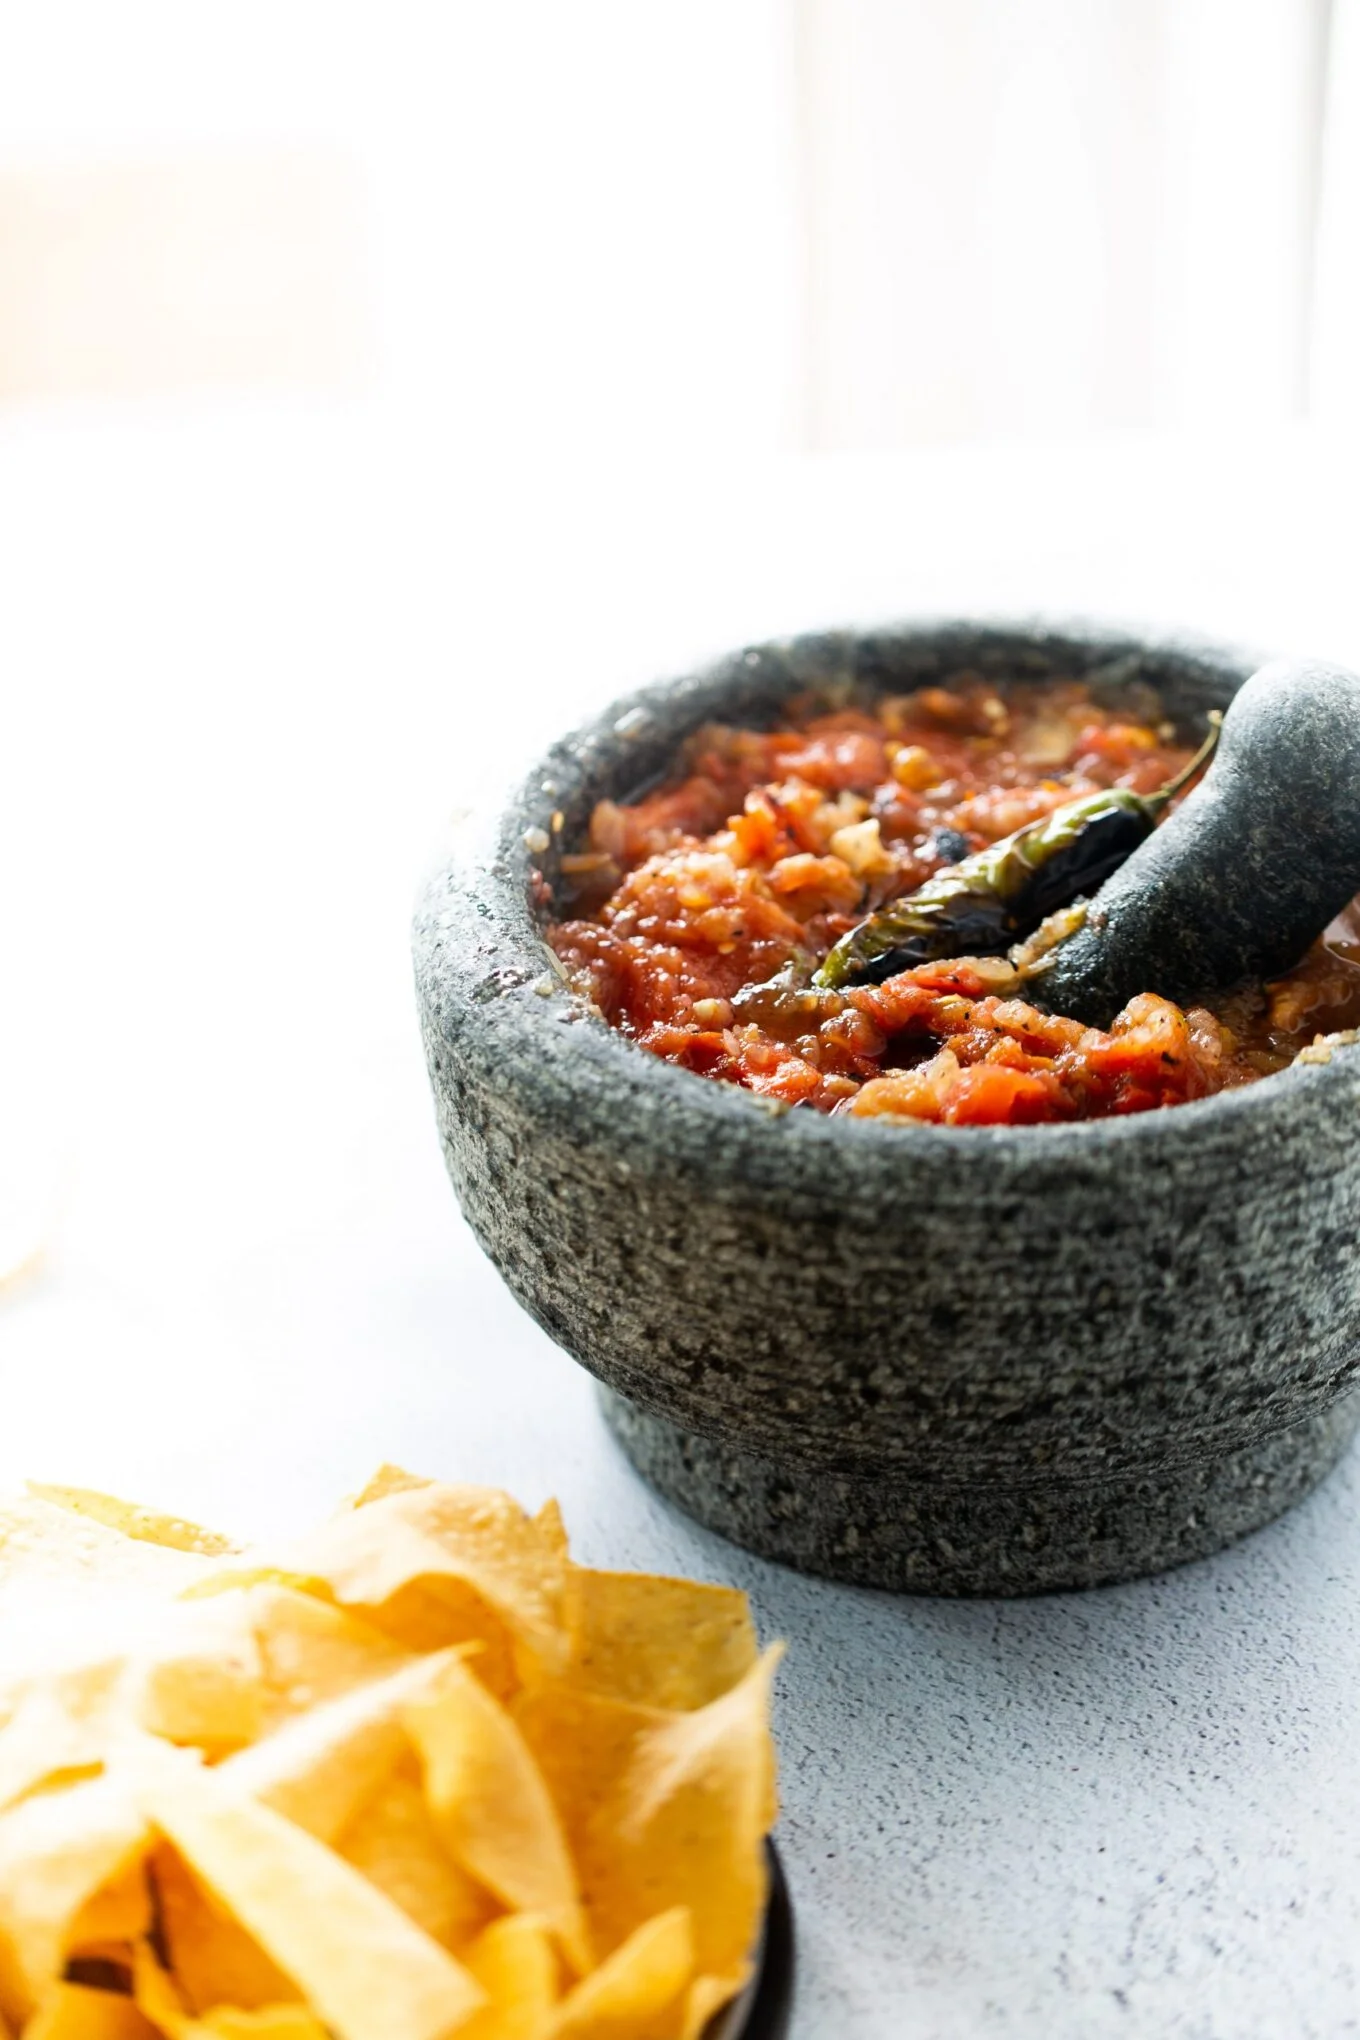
[546,678,1360,1125]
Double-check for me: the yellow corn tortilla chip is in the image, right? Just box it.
[458,1914,558,2040]
[196,2016,329,2040]
[0,1498,212,1612]
[140,1759,486,2040]
[66,1850,152,1958]
[509,1682,663,1876]
[0,1501,212,1714]
[0,1774,147,2024]
[26,1487,238,1559]
[218,1650,461,1845]
[245,1587,413,1725]
[129,1945,192,2034]
[23,1982,158,2039]
[130,1947,195,2035]
[350,1466,434,1508]
[564,1570,757,1712]
[550,1907,694,2039]
[188,1563,528,1693]
[0,1659,125,1815]
[146,1585,411,1760]
[516,1649,780,1981]
[132,1599,266,1757]
[337,1768,493,1951]
[601,1649,779,1981]
[679,1974,744,2040]
[132,1947,327,2040]
[0,1475,780,2040]
[152,1845,300,2014]
[192,1487,570,1685]
[531,1501,568,1561]
[196,2013,330,2040]
[404,1654,590,1974]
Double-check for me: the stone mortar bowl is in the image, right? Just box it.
[413,620,1360,1594]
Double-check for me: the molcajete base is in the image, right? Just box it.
[602,1386,1360,1595]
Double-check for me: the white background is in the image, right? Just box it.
[0,1,1353,445]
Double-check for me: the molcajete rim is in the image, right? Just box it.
[420,612,1360,1161]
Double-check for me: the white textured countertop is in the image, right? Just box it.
[3,401,1358,2037]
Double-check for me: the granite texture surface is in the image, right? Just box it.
[602,1387,1360,1595]
[1040,656,1360,1024]
[413,620,1360,1593]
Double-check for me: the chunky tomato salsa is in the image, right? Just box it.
[546,677,1360,1125]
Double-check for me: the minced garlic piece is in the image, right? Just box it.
[829,818,895,879]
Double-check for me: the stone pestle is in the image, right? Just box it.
[1035,658,1360,1027]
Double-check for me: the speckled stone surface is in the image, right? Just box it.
[602,1387,1360,1595]
[413,620,1360,1594]
[1040,657,1360,1025]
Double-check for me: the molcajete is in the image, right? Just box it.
[412,619,1360,1593]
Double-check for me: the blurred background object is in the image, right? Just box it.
[0,0,1345,447]
[1313,0,1360,426]
[0,148,365,403]
[797,0,1330,445]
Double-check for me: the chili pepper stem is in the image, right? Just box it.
[1148,711,1223,810]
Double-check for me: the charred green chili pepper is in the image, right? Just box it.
[814,715,1222,990]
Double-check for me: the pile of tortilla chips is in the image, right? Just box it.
[0,1468,781,2040]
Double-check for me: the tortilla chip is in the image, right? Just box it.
[196,2014,331,2040]
[25,1487,238,1559]
[132,1600,266,1757]
[218,1651,459,1844]
[130,1949,195,2035]
[350,1467,434,1508]
[193,1488,570,1685]
[565,1571,757,1711]
[0,1498,212,1611]
[458,1914,558,2040]
[245,1587,413,1726]
[151,1585,411,1753]
[679,1974,744,2040]
[517,1650,780,1981]
[152,1846,300,2015]
[140,1759,485,2040]
[132,1948,327,2040]
[551,1908,694,2039]
[23,1982,159,2039]
[598,1649,779,1980]
[67,1852,152,1957]
[0,1659,125,1815]
[0,1774,147,2023]
[0,1475,781,2040]
[0,1501,212,1715]
[404,1655,589,1974]
[337,1768,493,1951]
[509,1682,663,1901]
[531,1502,568,1562]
